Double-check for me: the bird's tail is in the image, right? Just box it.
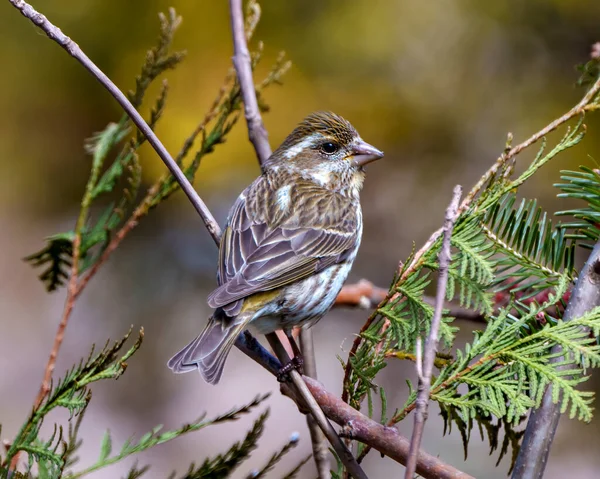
[167,311,251,385]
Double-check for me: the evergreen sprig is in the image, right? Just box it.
[1,329,143,478]
[344,66,600,472]
[65,395,270,479]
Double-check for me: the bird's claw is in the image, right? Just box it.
[276,355,304,382]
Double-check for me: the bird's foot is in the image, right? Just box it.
[277,355,304,382]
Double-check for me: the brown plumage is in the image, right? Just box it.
[168,111,383,384]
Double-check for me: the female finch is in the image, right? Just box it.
[168,111,383,384]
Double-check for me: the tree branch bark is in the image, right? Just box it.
[229,0,271,167]
[512,240,600,479]
[300,328,332,478]
[227,0,345,475]
[405,185,462,479]
[236,332,473,479]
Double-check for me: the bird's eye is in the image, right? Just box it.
[320,142,339,154]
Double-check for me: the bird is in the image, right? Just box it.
[168,111,383,384]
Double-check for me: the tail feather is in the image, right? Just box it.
[168,313,250,384]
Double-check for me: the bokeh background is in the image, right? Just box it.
[1,1,600,477]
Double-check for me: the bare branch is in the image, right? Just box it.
[307,377,474,479]
[405,185,462,479]
[227,2,340,473]
[235,334,473,479]
[266,333,367,479]
[300,329,332,479]
[229,0,272,165]
[512,240,600,479]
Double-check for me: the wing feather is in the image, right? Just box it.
[208,175,359,311]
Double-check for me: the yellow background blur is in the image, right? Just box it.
[1,1,600,477]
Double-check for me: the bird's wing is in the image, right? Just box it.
[209,176,359,310]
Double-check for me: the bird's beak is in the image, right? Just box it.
[349,139,384,168]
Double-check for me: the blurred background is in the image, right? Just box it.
[1,0,600,477]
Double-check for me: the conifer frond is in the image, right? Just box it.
[65,396,270,479]
[556,166,600,248]
[439,405,525,473]
[127,8,185,109]
[244,432,300,479]
[174,410,269,479]
[2,329,143,475]
[483,193,577,298]
[435,281,598,419]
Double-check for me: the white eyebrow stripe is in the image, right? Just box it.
[282,133,322,159]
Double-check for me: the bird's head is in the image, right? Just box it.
[267,111,383,193]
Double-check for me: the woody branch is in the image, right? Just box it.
[404,185,462,479]
[228,0,338,477]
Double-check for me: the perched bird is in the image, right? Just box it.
[168,111,383,384]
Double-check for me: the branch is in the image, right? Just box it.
[235,334,473,479]
[300,329,332,479]
[227,1,342,475]
[266,333,367,479]
[229,0,272,165]
[405,186,462,479]
[309,378,474,479]
[512,239,600,479]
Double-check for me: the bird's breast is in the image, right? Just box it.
[249,261,354,334]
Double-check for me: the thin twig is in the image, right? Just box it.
[300,328,332,479]
[512,240,600,479]
[32,235,80,408]
[229,0,271,166]
[236,333,472,479]
[228,2,339,475]
[266,333,367,479]
[33,97,109,406]
[405,185,461,479]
